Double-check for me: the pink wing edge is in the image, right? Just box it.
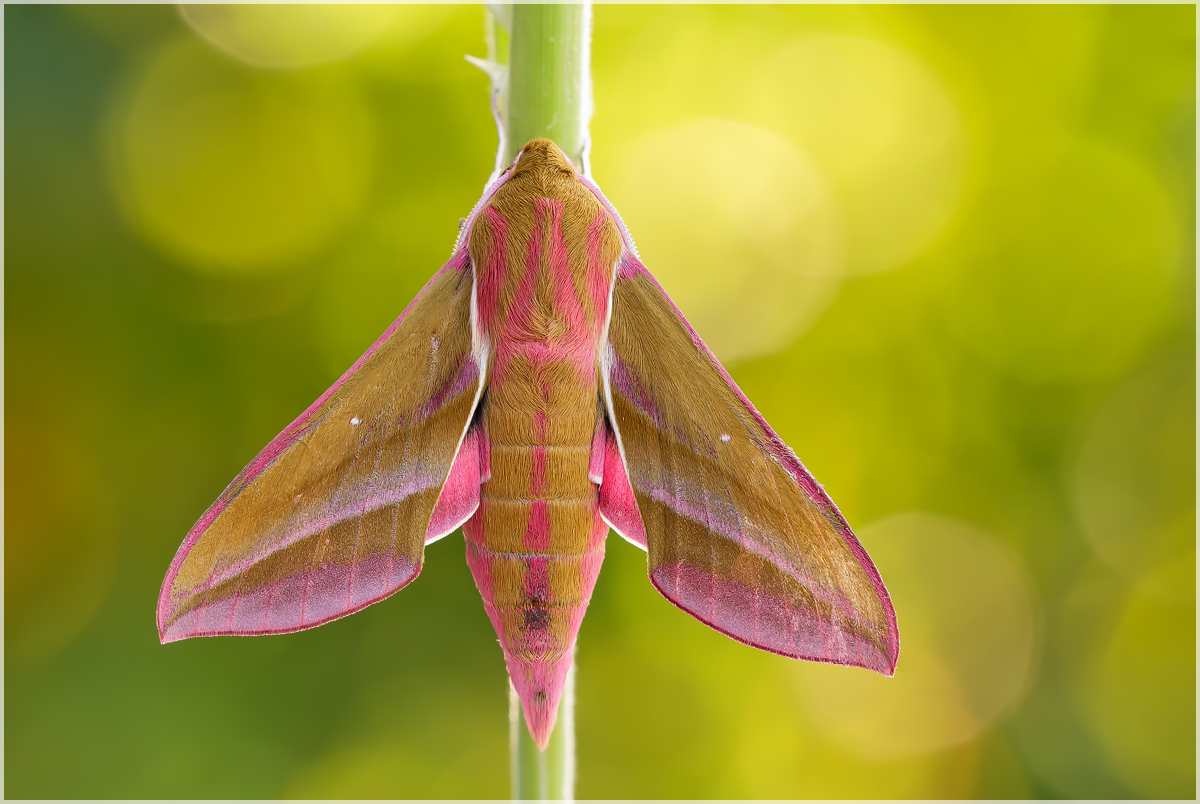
[157,165,521,644]
[578,172,900,676]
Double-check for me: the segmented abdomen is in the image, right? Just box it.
[463,357,606,719]
[462,167,623,737]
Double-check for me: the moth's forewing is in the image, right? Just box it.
[598,254,899,676]
[157,259,485,642]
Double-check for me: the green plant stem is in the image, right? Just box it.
[504,3,591,168]
[436,2,592,792]
[510,659,575,800]
[491,5,590,798]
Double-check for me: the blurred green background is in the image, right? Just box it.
[5,4,1195,798]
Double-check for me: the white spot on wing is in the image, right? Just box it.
[350,416,362,426]
[719,433,732,443]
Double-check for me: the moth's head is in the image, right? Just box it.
[513,138,576,177]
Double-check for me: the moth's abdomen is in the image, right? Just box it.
[463,437,606,653]
[463,363,606,745]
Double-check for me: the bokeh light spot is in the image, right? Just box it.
[281,742,423,799]
[110,37,376,275]
[796,512,1038,758]
[1072,356,1195,574]
[1086,555,1195,797]
[594,15,964,280]
[606,117,843,364]
[5,428,117,660]
[732,684,982,798]
[759,35,966,276]
[942,142,1181,383]
[179,5,401,69]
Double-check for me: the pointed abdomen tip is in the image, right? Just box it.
[522,689,559,750]
[528,691,559,748]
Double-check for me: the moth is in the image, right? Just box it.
[158,139,899,748]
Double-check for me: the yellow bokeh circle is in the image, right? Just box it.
[604,117,843,364]
[795,512,1038,758]
[179,5,417,69]
[6,424,116,660]
[110,36,376,275]
[759,34,966,276]
[1086,556,1195,797]
[1072,357,1195,575]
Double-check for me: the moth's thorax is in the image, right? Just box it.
[468,140,623,379]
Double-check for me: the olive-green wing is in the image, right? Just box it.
[600,254,898,675]
[158,257,486,642]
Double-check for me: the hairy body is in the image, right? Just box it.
[464,142,622,737]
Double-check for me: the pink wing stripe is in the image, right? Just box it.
[161,553,420,643]
[423,351,483,421]
[426,425,483,544]
[184,465,447,598]
[607,341,663,426]
[598,421,648,550]
[650,563,892,675]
